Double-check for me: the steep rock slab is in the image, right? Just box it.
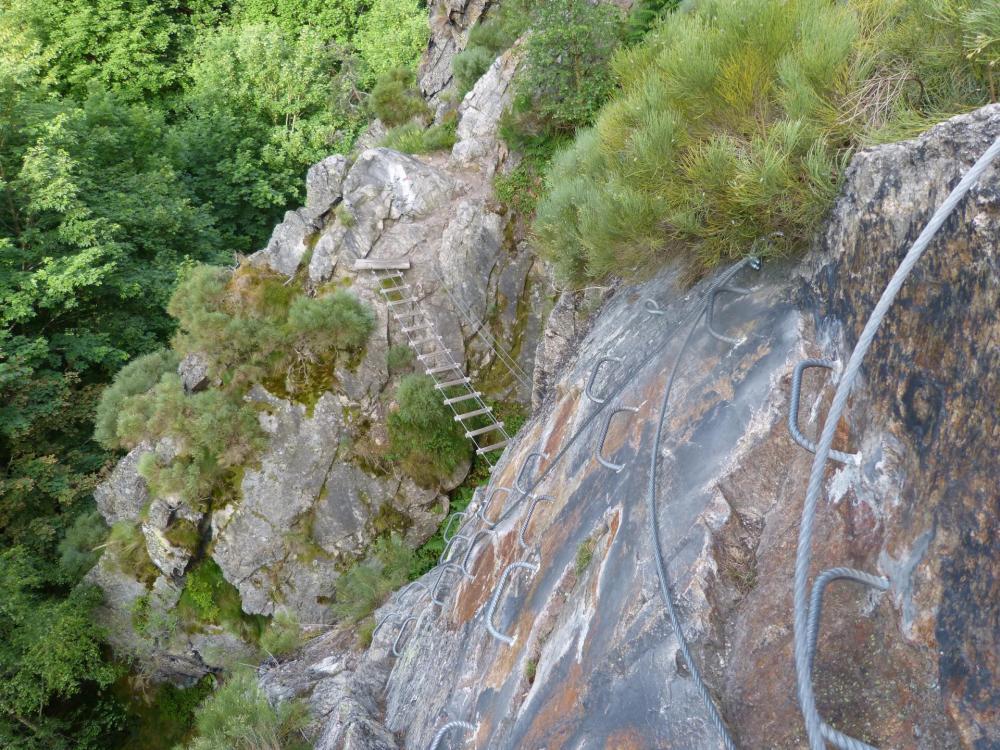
[263,107,1000,748]
[417,0,495,111]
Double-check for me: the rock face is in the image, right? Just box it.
[88,18,551,682]
[260,107,1000,749]
[417,0,495,110]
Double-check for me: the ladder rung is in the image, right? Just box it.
[402,323,432,333]
[387,297,419,306]
[426,363,462,376]
[465,422,504,438]
[392,309,422,318]
[443,391,481,405]
[410,335,439,347]
[380,284,411,295]
[436,377,471,389]
[454,406,492,421]
[418,350,452,361]
[477,439,510,455]
[375,271,404,280]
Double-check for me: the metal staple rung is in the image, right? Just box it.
[428,720,476,750]
[485,560,539,646]
[436,377,471,389]
[427,363,463,376]
[465,422,504,438]
[444,391,481,405]
[596,405,640,473]
[515,451,548,494]
[454,406,492,421]
[789,359,859,465]
[477,439,510,455]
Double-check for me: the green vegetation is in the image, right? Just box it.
[331,534,418,625]
[381,118,458,154]
[94,264,373,510]
[503,0,624,147]
[534,0,993,285]
[387,375,471,486]
[259,611,305,659]
[625,0,680,44]
[575,537,596,576]
[182,669,309,750]
[115,678,213,750]
[371,67,430,127]
[452,0,534,96]
[387,344,416,373]
[105,522,159,586]
[0,0,427,742]
[177,559,265,642]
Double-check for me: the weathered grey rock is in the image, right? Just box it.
[177,352,211,393]
[94,441,151,524]
[530,285,611,410]
[211,388,442,623]
[261,107,1000,749]
[305,155,349,219]
[250,208,320,277]
[141,496,201,578]
[451,44,520,175]
[417,0,494,111]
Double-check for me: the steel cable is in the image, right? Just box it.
[645,258,756,750]
[792,134,1000,750]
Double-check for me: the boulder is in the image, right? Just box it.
[94,442,151,524]
[305,155,349,220]
[178,352,211,393]
[249,209,320,277]
[451,44,520,175]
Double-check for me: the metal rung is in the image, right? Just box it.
[436,377,471,389]
[380,284,411,294]
[454,406,492,421]
[402,323,432,333]
[444,391,481,405]
[387,297,419,306]
[392,309,422,318]
[477,439,510,455]
[375,271,404,280]
[410,335,439,347]
[418,350,452,361]
[465,422,504,438]
[427,363,462,375]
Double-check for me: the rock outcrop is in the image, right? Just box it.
[88,17,551,682]
[260,107,1000,749]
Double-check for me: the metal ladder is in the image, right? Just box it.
[371,268,512,469]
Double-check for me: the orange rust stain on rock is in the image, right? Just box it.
[605,728,646,750]
[543,390,580,457]
[516,661,586,747]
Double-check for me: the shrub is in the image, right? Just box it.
[105,521,158,585]
[259,611,304,658]
[94,349,179,450]
[534,0,990,285]
[177,558,263,640]
[494,161,545,216]
[381,118,457,154]
[371,67,430,127]
[354,0,429,84]
[164,517,201,552]
[625,0,680,44]
[452,0,535,95]
[504,0,624,145]
[387,344,415,372]
[286,290,375,355]
[184,668,309,750]
[331,534,417,624]
[387,375,470,486]
[58,509,109,580]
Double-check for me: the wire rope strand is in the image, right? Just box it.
[792,134,1000,750]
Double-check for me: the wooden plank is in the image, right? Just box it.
[354,259,411,271]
